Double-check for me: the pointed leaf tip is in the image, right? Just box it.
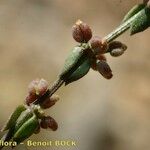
[123,4,146,22]
[130,7,150,35]
[1,105,26,132]
[65,58,91,85]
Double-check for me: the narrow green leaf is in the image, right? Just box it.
[123,4,146,22]
[130,7,150,35]
[59,46,88,81]
[14,108,33,134]
[13,115,39,145]
[1,105,26,132]
[60,46,83,77]
[65,58,91,85]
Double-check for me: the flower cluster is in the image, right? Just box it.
[72,20,127,80]
[0,79,59,146]
[25,78,59,131]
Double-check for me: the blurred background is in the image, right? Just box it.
[0,0,150,149]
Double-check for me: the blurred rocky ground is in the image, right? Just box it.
[0,0,150,150]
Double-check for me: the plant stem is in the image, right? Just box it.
[34,7,145,105]
[104,21,130,43]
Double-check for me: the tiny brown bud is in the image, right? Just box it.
[89,36,108,54]
[37,79,49,95]
[91,55,107,71]
[40,116,58,131]
[96,60,113,79]
[47,116,58,131]
[40,116,49,129]
[25,93,38,106]
[72,20,92,43]
[28,79,39,95]
[108,41,127,57]
[110,49,125,57]
[28,78,48,96]
[40,95,59,109]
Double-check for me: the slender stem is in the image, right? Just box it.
[104,21,130,43]
[48,79,64,96]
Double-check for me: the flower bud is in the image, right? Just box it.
[28,78,48,96]
[28,79,39,94]
[91,55,107,71]
[40,94,59,109]
[47,116,58,131]
[108,41,127,51]
[110,49,125,57]
[72,20,92,43]
[96,60,113,79]
[25,93,38,106]
[108,41,127,57]
[89,36,108,54]
[40,116,58,131]
[40,117,48,129]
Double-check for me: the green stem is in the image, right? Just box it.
[104,21,130,43]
